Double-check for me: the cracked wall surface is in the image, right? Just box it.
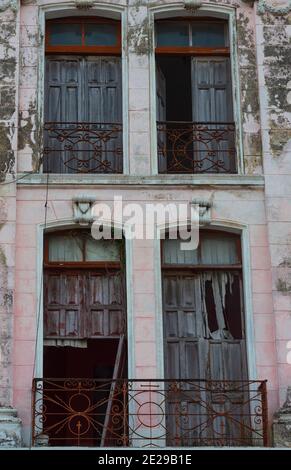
[255,1,291,405]
[0,0,289,446]
[0,0,18,411]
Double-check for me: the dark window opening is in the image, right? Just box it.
[41,232,127,447]
[156,19,236,174]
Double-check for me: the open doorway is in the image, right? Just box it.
[41,230,127,446]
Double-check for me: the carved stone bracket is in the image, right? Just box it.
[258,0,291,14]
[191,199,212,226]
[75,0,94,9]
[73,195,96,225]
[184,0,202,13]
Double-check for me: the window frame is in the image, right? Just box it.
[45,17,121,55]
[155,17,230,56]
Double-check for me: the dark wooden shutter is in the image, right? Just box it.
[44,271,84,338]
[87,271,125,338]
[162,270,248,445]
[191,57,235,172]
[44,57,83,173]
[156,65,167,173]
[84,57,122,172]
[44,270,125,339]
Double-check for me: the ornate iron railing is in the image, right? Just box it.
[43,122,123,174]
[32,379,268,447]
[157,121,237,174]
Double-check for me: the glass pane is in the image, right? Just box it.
[50,23,82,46]
[192,23,226,47]
[156,22,189,47]
[85,23,117,46]
[163,234,239,265]
[48,235,83,261]
[85,238,120,261]
[200,236,239,265]
[163,239,198,264]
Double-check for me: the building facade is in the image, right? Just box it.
[0,0,291,448]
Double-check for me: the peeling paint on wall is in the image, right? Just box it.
[0,125,14,182]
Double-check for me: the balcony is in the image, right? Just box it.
[32,379,268,447]
[43,122,123,174]
[157,121,237,174]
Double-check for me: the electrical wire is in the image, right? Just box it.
[0,171,38,186]
[30,172,49,448]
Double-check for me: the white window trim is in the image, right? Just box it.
[35,219,135,379]
[37,2,129,174]
[149,4,244,175]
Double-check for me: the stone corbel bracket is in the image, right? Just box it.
[257,0,291,14]
[75,0,94,9]
[191,199,212,226]
[184,0,202,13]
[73,195,96,225]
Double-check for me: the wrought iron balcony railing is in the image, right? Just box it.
[32,378,268,447]
[43,122,123,174]
[157,121,237,174]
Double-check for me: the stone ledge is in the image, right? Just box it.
[16,173,265,188]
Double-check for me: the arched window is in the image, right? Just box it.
[156,18,236,174]
[43,17,123,174]
[161,230,249,446]
[42,230,127,446]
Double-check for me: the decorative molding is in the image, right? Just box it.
[72,194,96,225]
[258,0,291,15]
[0,0,18,12]
[75,0,94,9]
[191,198,212,225]
[184,0,202,13]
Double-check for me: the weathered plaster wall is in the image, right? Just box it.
[255,2,291,405]
[0,0,19,409]
[14,184,279,444]
[0,0,289,446]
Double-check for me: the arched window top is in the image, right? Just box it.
[46,17,121,55]
[44,230,123,267]
[162,230,241,267]
[155,18,229,55]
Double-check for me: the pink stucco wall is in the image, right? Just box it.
[0,0,290,446]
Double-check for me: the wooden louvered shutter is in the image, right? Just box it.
[44,57,83,173]
[84,57,122,172]
[87,272,125,338]
[191,57,235,172]
[156,65,167,173]
[44,271,84,338]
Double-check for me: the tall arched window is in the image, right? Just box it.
[156,18,236,174]
[43,17,123,174]
[42,230,127,446]
[162,230,249,446]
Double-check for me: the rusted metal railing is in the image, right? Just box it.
[157,121,237,174]
[43,122,123,174]
[32,379,268,447]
